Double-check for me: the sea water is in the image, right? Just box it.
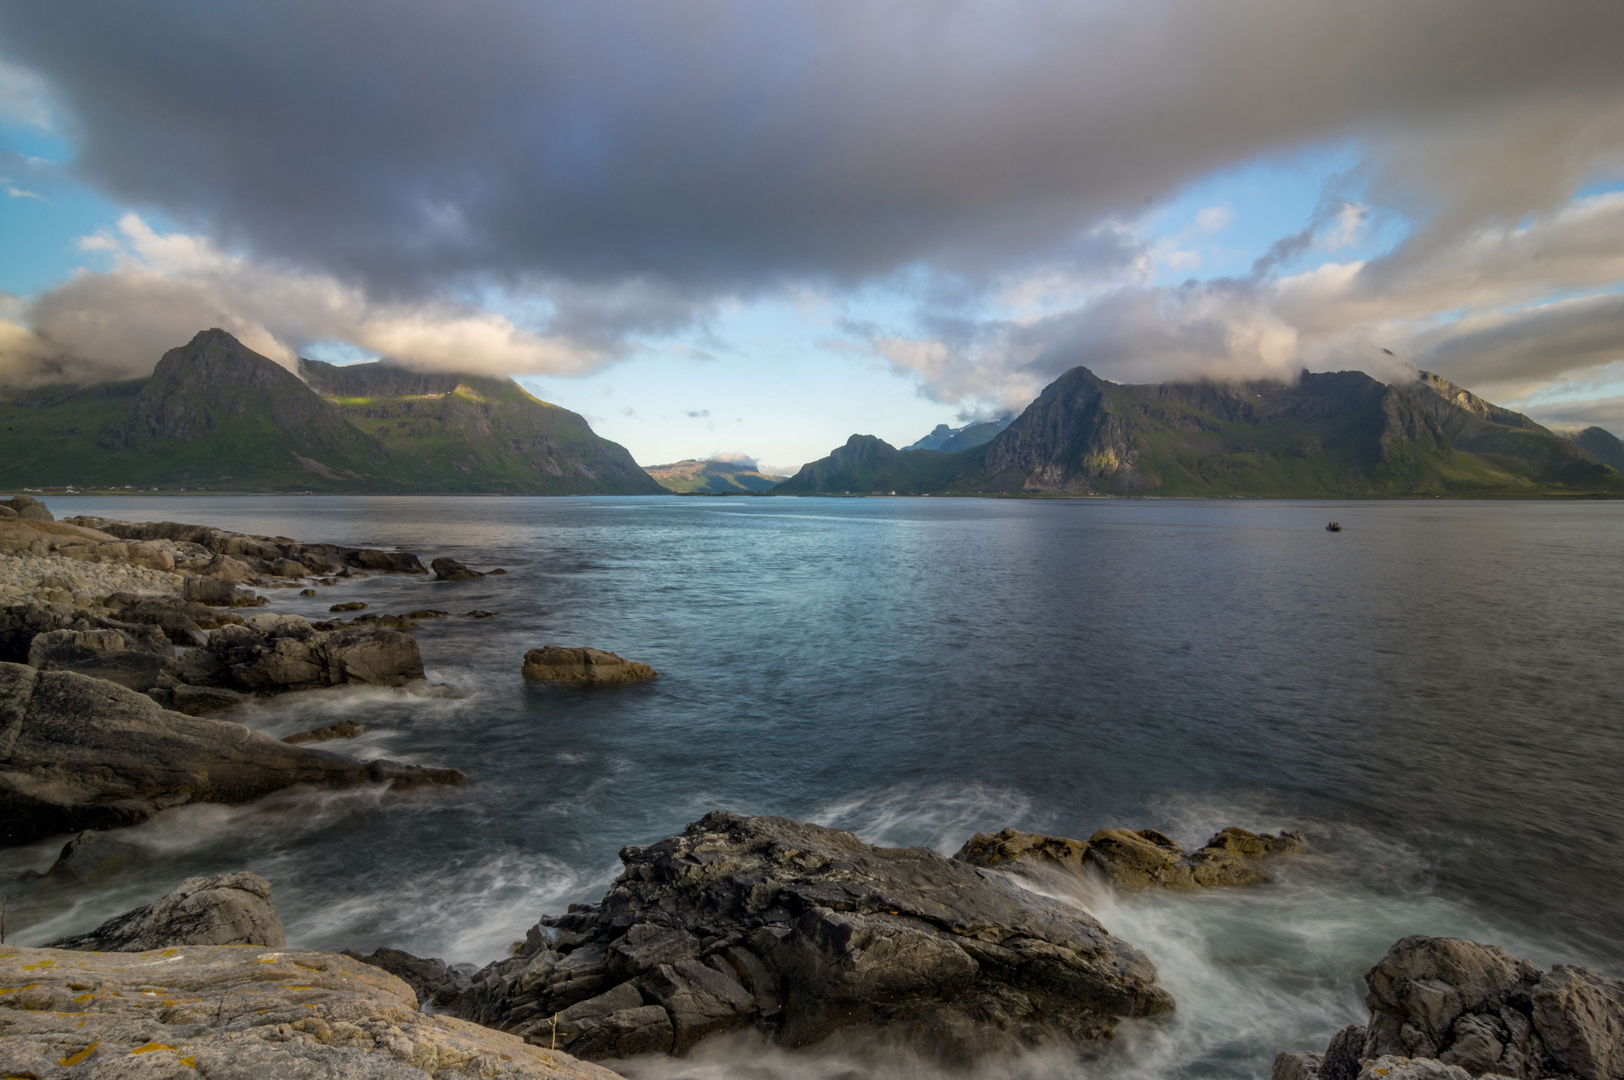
[5,495,1622,1079]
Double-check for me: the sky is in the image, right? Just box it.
[4,3,1624,473]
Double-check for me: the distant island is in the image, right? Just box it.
[775,367,1624,498]
[644,459,788,494]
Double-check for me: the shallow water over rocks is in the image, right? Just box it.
[4,494,1622,1079]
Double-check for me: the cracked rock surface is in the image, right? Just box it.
[446,811,1172,1061]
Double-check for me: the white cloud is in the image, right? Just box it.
[0,215,618,386]
[0,59,52,129]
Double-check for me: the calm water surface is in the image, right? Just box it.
[6,495,1622,1079]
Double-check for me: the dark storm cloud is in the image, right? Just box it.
[4,1,1624,303]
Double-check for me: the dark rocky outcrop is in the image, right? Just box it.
[955,824,1305,891]
[26,625,173,691]
[1275,936,1624,1080]
[521,646,657,687]
[66,513,429,577]
[344,947,478,1008]
[448,811,1173,1061]
[46,871,287,951]
[190,613,424,693]
[1,662,466,846]
[433,557,486,581]
[284,718,367,744]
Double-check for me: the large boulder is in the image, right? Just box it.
[521,646,657,687]
[450,811,1173,1061]
[433,556,486,581]
[0,662,466,846]
[183,573,264,607]
[955,824,1306,891]
[47,871,287,951]
[191,613,425,693]
[0,944,624,1080]
[32,828,148,886]
[1276,937,1624,1080]
[27,625,173,691]
[3,494,53,521]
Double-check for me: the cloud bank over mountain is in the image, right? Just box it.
[2,0,1623,416]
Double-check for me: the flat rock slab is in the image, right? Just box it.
[452,811,1172,1061]
[0,944,625,1080]
[0,662,466,847]
[521,647,656,686]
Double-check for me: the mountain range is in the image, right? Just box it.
[0,329,662,494]
[776,367,1624,497]
[643,459,788,494]
[903,417,1012,453]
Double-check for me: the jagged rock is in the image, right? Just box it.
[521,646,657,687]
[27,625,173,691]
[1277,1050,1326,1080]
[0,944,624,1080]
[3,494,53,521]
[343,947,478,1008]
[47,871,287,951]
[449,811,1173,1061]
[0,662,467,846]
[192,613,425,693]
[284,718,366,744]
[953,824,1306,891]
[433,557,486,581]
[36,829,148,886]
[1356,1057,1479,1080]
[1277,937,1624,1080]
[101,593,210,645]
[183,573,264,607]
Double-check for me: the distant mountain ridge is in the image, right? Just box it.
[644,459,787,493]
[776,366,1623,497]
[904,417,1011,453]
[0,329,662,494]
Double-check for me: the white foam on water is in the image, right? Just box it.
[809,781,1034,853]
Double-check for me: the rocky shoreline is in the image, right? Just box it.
[4,496,1621,1078]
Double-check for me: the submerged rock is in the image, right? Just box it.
[283,718,367,744]
[0,662,467,846]
[955,824,1306,891]
[521,646,657,687]
[433,557,486,581]
[47,871,287,951]
[1275,935,1624,1080]
[32,829,148,886]
[0,944,623,1080]
[449,811,1172,1061]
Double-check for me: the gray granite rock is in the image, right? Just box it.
[47,871,287,951]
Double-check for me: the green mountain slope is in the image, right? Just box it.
[0,329,661,494]
[643,459,787,493]
[297,360,663,494]
[777,367,1624,497]
[1569,426,1624,472]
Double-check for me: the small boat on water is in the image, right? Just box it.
[1326,521,1342,532]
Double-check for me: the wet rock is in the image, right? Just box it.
[449,811,1173,1061]
[300,587,318,596]
[343,947,478,1008]
[1276,936,1624,1080]
[27,625,173,691]
[190,612,425,693]
[183,573,264,607]
[284,718,367,744]
[47,871,287,951]
[467,609,500,618]
[330,600,369,611]
[3,494,53,521]
[168,683,248,716]
[433,557,486,581]
[38,829,148,886]
[0,943,624,1080]
[406,609,451,619]
[953,824,1306,891]
[521,646,657,687]
[0,662,467,847]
